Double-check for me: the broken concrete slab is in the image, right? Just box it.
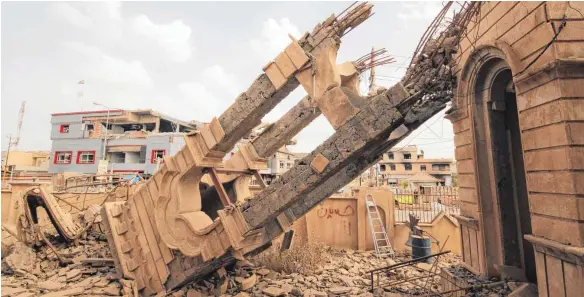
[4,243,37,273]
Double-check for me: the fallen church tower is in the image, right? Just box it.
[6,1,584,296]
[75,4,462,296]
[96,2,475,295]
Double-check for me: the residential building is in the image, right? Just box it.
[48,109,200,175]
[377,145,454,187]
[2,150,50,171]
[1,150,51,184]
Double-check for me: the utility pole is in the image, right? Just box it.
[2,135,13,187]
[13,102,26,149]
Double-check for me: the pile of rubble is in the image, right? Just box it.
[1,232,134,297]
[2,234,519,297]
[170,248,464,297]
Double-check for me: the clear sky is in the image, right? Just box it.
[1,1,455,159]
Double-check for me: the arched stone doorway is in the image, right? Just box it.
[468,47,536,282]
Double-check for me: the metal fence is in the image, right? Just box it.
[393,186,460,223]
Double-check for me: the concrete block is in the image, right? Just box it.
[452,117,470,134]
[263,61,287,89]
[521,123,569,151]
[531,213,584,246]
[284,39,309,69]
[456,174,475,188]
[456,159,475,174]
[317,87,361,129]
[274,51,297,78]
[310,153,329,173]
[455,145,474,160]
[460,200,480,218]
[453,129,472,146]
[523,147,569,171]
[511,21,555,60]
[527,171,584,194]
[529,193,584,220]
[555,41,584,59]
[459,187,478,203]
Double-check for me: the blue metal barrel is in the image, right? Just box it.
[411,235,433,264]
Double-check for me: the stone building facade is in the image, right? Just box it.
[445,2,584,295]
[377,145,454,187]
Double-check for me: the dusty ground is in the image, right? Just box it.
[1,231,514,297]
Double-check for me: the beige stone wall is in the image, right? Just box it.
[393,214,462,256]
[290,188,395,251]
[448,1,584,293]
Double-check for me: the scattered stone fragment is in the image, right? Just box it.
[416,263,433,271]
[66,268,82,281]
[1,287,27,297]
[91,284,121,296]
[4,243,37,273]
[238,274,257,290]
[338,276,354,286]
[40,287,85,297]
[93,278,111,288]
[303,289,327,297]
[256,269,271,276]
[280,283,294,294]
[328,287,351,295]
[38,280,65,291]
[186,289,202,297]
[263,287,286,297]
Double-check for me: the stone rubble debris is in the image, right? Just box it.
[0,226,525,297]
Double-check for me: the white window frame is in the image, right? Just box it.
[55,152,72,164]
[78,151,95,164]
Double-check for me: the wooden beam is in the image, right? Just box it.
[208,168,232,207]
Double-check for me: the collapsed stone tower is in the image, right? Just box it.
[100,2,468,295]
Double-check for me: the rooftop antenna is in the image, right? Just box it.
[13,101,26,149]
